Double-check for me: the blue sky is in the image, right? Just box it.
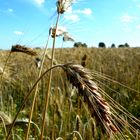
[0,0,140,49]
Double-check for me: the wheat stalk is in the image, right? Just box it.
[25,27,51,140]
[71,131,83,140]
[81,54,87,67]
[39,12,61,140]
[0,111,10,136]
[62,63,118,135]
[56,137,63,140]
[75,115,83,133]
[6,64,63,140]
[0,51,12,111]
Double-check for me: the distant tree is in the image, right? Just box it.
[124,43,130,47]
[118,44,125,48]
[82,43,87,48]
[111,43,116,48]
[74,42,82,47]
[98,42,106,48]
[118,43,130,48]
[74,42,87,48]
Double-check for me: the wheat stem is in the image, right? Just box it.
[0,115,7,137]
[25,33,51,140]
[40,12,60,140]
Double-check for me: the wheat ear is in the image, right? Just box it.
[62,64,117,135]
[11,44,37,56]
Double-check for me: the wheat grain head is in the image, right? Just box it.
[56,0,73,14]
[11,44,37,56]
[62,63,117,135]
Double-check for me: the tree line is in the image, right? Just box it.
[73,42,130,48]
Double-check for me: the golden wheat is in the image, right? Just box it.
[11,44,37,56]
[62,63,117,135]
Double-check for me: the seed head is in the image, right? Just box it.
[63,64,118,134]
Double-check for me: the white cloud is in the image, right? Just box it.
[14,31,24,35]
[64,7,92,22]
[74,8,92,16]
[120,13,138,23]
[33,0,45,6]
[64,7,80,22]
[82,8,92,16]
[8,8,13,13]
[64,14,80,22]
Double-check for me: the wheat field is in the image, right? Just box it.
[0,47,140,140]
[0,1,140,139]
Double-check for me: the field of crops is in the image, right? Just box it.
[0,47,140,140]
[0,0,140,139]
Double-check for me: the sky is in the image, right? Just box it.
[0,0,140,49]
